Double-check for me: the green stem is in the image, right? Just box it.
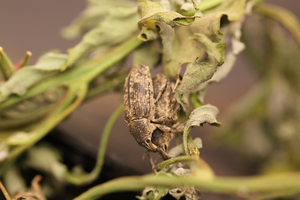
[0,105,55,130]
[0,180,12,200]
[85,72,128,101]
[198,0,224,12]
[155,156,198,171]
[254,4,300,47]
[74,172,300,200]
[0,35,142,111]
[197,0,267,12]
[15,51,32,69]
[0,47,14,80]
[65,104,124,185]
[0,84,87,176]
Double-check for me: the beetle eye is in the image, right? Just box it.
[145,139,150,144]
[163,144,167,151]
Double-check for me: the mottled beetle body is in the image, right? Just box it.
[152,73,178,126]
[151,73,182,159]
[124,65,158,151]
[124,65,184,158]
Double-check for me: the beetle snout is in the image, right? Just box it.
[128,119,157,151]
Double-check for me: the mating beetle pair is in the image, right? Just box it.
[124,65,183,159]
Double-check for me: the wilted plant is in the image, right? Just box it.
[1,0,300,199]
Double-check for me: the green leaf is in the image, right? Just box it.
[137,0,202,61]
[171,0,248,111]
[183,105,220,155]
[0,47,14,80]
[169,138,202,158]
[138,186,168,200]
[24,144,67,181]
[164,0,246,79]
[3,166,27,196]
[192,13,247,106]
[132,41,160,69]
[175,34,226,112]
[63,6,140,69]
[138,0,202,29]
[155,21,174,61]
[0,52,67,102]
[61,0,137,39]
[137,172,170,200]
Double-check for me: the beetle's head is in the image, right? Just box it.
[128,119,157,151]
[152,129,169,152]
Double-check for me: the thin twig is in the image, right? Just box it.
[0,181,12,200]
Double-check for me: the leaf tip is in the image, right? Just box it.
[60,62,67,71]
[26,51,32,57]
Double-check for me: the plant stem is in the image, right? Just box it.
[254,4,300,47]
[65,104,124,185]
[155,156,198,171]
[85,72,128,101]
[0,181,11,200]
[0,84,87,176]
[0,35,142,111]
[0,47,14,80]
[74,172,300,200]
[198,0,224,12]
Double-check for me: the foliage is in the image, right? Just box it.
[1,0,300,199]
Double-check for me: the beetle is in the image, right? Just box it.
[124,65,184,155]
[151,73,184,159]
[124,65,158,151]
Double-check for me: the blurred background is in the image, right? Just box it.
[0,0,299,176]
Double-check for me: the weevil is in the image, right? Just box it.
[124,65,159,152]
[124,65,184,155]
[151,73,184,159]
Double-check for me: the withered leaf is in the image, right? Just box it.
[63,6,140,69]
[183,104,220,155]
[0,52,67,102]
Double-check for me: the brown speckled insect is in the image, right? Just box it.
[124,65,160,152]
[124,65,182,153]
[152,73,184,159]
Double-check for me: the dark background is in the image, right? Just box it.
[0,0,299,175]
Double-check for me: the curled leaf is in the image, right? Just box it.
[183,105,220,155]
[169,138,202,158]
[138,172,171,200]
[164,0,246,79]
[137,186,168,200]
[138,0,202,29]
[61,0,137,39]
[137,0,202,61]
[155,21,174,61]
[25,144,67,182]
[169,185,200,200]
[191,1,251,106]
[176,34,226,112]
[0,52,67,102]
[64,6,139,68]
[169,167,200,200]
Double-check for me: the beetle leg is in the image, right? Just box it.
[154,78,168,104]
[157,148,171,160]
[151,116,168,123]
[147,151,158,173]
[154,123,184,134]
[154,124,173,133]
[173,63,183,91]
[171,122,185,133]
